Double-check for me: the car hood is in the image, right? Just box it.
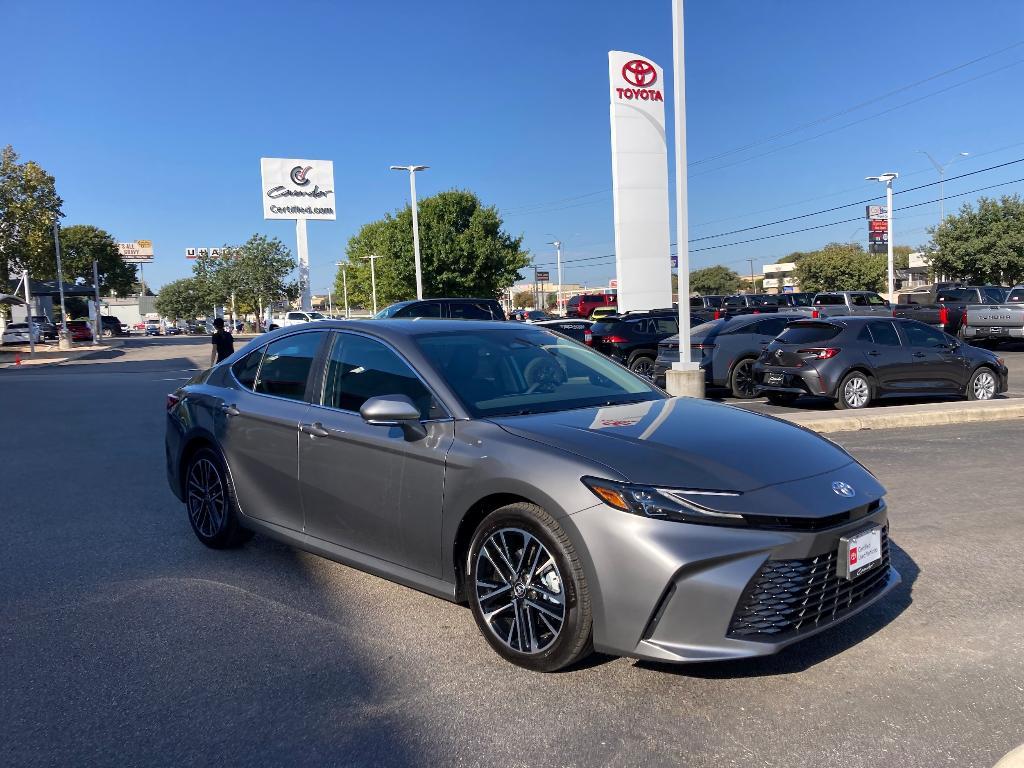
[490,397,858,494]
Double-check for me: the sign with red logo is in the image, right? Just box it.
[611,56,664,104]
[536,271,550,282]
[869,219,888,233]
[260,158,336,221]
[849,547,859,566]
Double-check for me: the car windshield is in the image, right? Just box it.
[416,329,664,418]
[373,304,406,319]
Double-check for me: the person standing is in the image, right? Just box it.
[210,317,234,365]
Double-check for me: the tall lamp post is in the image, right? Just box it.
[545,236,563,315]
[335,260,350,319]
[389,165,429,300]
[866,172,899,299]
[362,254,383,315]
[917,150,968,224]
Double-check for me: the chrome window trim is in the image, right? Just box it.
[228,329,328,406]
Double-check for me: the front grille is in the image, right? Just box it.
[727,526,891,640]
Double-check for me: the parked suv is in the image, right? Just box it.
[653,314,803,397]
[99,315,126,338]
[688,295,725,323]
[566,292,617,319]
[587,309,701,378]
[375,298,506,320]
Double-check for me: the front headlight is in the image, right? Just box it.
[582,477,745,526]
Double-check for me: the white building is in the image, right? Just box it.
[761,262,798,293]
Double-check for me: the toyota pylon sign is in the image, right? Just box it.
[608,52,672,312]
[259,158,336,221]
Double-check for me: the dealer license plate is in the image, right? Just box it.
[765,372,784,386]
[837,525,883,580]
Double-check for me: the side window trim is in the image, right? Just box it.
[313,330,454,421]
[230,343,268,391]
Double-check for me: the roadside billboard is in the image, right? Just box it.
[118,240,154,263]
[608,51,672,312]
[259,158,336,221]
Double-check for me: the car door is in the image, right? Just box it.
[299,331,454,576]
[217,331,327,531]
[861,320,910,392]
[898,321,962,391]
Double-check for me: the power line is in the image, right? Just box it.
[689,40,1024,167]
[688,156,1024,243]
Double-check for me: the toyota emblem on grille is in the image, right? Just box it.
[832,481,855,498]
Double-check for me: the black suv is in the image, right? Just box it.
[99,315,127,338]
[375,298,506,320]
[587,309,702,378]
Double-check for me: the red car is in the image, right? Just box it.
[66,320,94,342]
[567,292,617,319]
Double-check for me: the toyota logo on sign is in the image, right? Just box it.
[290,165,313,186]
[622,59,657,87]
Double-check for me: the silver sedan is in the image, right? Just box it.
[165,320,899,671]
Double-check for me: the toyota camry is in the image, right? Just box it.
[165,320,899,671]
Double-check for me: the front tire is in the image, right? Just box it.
[836,371,872,409]
[628,354,656,379]
[467,503,592,672]
[184,447,252,548]
[967,367,997,401]
[729,358,758,399]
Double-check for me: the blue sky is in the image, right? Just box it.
[5,0,1024,293]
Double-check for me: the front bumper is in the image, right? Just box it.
[561,497,898,663]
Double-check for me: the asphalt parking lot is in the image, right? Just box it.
[2,337,1022,768]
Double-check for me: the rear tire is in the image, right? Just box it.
[966,367,997,401]
[467,503,592,672]
[628,354,656,379]
[183,447,253,549]
[729,358,758,399]
[836,371,872,410]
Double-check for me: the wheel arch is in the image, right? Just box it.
[451,492,540,602]
[833,366,876,399]
[177,430,221,498]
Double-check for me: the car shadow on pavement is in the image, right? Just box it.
[634,541,920,679]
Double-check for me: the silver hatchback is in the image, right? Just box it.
[166,320,899,671]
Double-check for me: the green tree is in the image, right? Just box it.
[689,265,741,295]
[337,190,529,309]
[928,195,1024,285]
[513,289,535,308]
[794,242,910,293]
[58,224,137,296]
[154,277,205,321]
[0,145,64,284]
[219,235,296,317]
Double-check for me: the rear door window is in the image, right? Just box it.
[254,332,325,401]
[867,321,902,346]
[232,347,265,390]
[653,317,679,335]
[450,301,493,320]
[397,302,443,318]
[864,293,887,306]
[776,323,842,344]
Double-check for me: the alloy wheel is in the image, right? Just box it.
[844,376,870,408]
[474,528,565,654]
[187,458,226,538]
[973,370,996,400]
[631,357,655,379]
[733,360,756,398]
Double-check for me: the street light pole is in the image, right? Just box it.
[917,150,968,224]
[867,172,899,299]
[336,260,351,319]
[22,269,35,357]
[389,165,429,300]
[546,236,563,315]
[746,258,756,292]
[363,254,383,315]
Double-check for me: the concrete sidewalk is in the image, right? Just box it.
[777,397,1024,434]
[0,340,124,369]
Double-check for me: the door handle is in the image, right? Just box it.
[220,404,240,416]
[300,422,329,438]
[867,350,881,356]
[913,352,926,358]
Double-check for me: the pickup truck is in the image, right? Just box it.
[268,310,330,330]
[962,286,1024,344]
[893,285,1006,335]
[687,295,725,323]
[720,294,780,316]
[793,291,892,318]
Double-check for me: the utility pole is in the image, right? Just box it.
[746,258,757,292]
[546,236,563,315]
[327,287,333,317]
[918,150,968,225]
[22,270,36,357]
[53,219,70,347]
[532,263,540,309]
[92,260,102,343]
[363,254,383,315]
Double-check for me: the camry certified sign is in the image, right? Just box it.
[260,158,336,220]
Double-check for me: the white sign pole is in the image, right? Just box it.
[296,218,311,311]
[410,170,424,301]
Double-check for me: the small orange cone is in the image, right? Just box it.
[14,354,21,366]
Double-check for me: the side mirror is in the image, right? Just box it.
[884,300,891,307]
[359,394,427,440]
